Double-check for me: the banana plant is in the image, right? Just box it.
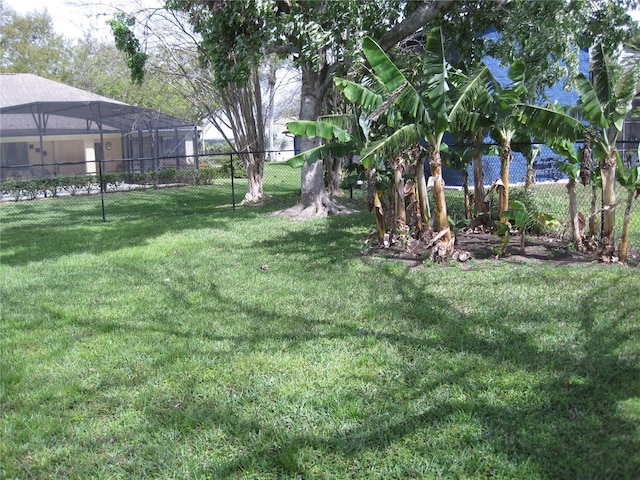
[617,145,640,262]
[286,114,365,168]
[550,135,586,251]
[495,200,558,256]
[512,139,541,192]
[518,43,640,256]
[445,65,495,222]
[335,29,491,256]
[286,113,391,243]
[487,61,532,222]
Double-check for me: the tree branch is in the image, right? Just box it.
[377,0,457,51]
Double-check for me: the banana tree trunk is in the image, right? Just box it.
[367,168,386,245]
[525,159,535,192]
[580,136,592,187]
[429,148,452,250]
[463,169,471,220]
[601,151,617,255]
[281,65,347,218]
[498,139,512,222]
[618,189,634,262]
[472,151,486,223]
[415,150,429,236]
[394,156,406,230]
[589,184,598,239]
[567,178,584,251]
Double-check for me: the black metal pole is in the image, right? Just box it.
[230,152,236,210]
[99,159,106,222]
[97,102,106,222]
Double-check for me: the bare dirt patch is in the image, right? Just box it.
[362,231,640,268]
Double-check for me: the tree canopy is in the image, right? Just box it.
[0,5,71,79]
[437,0,638,92]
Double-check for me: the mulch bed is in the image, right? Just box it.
[362,231,640,268]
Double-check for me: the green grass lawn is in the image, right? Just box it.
[1,186,639,479]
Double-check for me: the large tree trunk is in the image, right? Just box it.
[222,69,266,204]
[244,153,265,204]
[325,154,344,197]
[429,148,453,254]
[274,66,351,218]
[600,150,617,256]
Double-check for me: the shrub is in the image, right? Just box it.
[203,140,235,155]
[156,168,178,185]
[196,166,216,185]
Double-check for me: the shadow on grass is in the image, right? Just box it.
[234,274,636,477]
[3,184,639,478]
[73,264,640,478]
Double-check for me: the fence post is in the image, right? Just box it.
[230,152,236,210]
[98,159,106,222]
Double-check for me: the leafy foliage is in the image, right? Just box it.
[0,167,230,201]
[166,0,405,89]
[438,0,637,92]
[0,6,72,79]
[107,13,149,85]
[495,199,559,255]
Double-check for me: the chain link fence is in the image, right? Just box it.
[1,143,639,249]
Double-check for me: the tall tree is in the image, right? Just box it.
[165,0,455,218]
[111,0,636,217]
[0,5,72,79]
[106,6,275,203]
[67,33,195,121]
[438,0,637,91]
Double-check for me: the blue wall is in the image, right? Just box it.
[426,145,568,187]
[429,32,590,187]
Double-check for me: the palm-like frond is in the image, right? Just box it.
[518,103,586,142]
[359,124,418,169]
[316,114,357,131]
[591,43,613,112]
[317,113,368,146]
[286,142,358,168]
[612,64,640,132]
[449,66,493,134]
[334,77,383,112]
[422,27,449,132]
[362,36,407,93]
[547,137,581,164]
[286,120,352,143]
[575,73,607,128]
[360,37,426,123]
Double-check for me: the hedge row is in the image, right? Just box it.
[0,166,241,202]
